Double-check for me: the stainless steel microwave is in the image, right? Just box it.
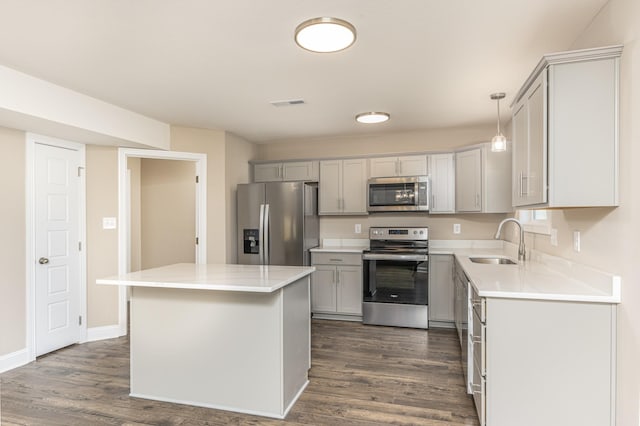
[367,176,430,212]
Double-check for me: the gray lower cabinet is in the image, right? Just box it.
[428,254,455,327]
[311,252,362,320]
[467,284,616,426]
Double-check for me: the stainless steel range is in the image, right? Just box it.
[362,227,429,329]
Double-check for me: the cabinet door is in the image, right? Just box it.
[311,265,337,313]
[336,266,362,315]
[398,155,428,176]
[456,148,482,212]
[254,163,282,182]
[342,159,368,214]
[429,255,455,322]
[512,100,529,206]
[283,161,319,181]
[319,160,343,214]
[369,156,398,178]
[429,153,456,214]
[526,74,547,205]
[512,73,547,207]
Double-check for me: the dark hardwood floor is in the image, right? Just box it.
[1,320,479,425]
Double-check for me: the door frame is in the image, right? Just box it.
[26,133,87,361]
[117,148,207,335]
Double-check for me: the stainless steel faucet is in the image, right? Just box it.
[494,218,526,261]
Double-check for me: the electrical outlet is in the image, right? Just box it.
[573,231,581,252]
[453,224,461,234]
[355,224,362,234]
[102,217,117,230]
[550,228,558,247]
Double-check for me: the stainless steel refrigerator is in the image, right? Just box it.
[237,182,319,266]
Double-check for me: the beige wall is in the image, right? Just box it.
[86,145,120,327]
[224,132,258,263]
[512,1,639,423]
[319,214,507,241]
[258,124,507,241]
[170,126,227,263]
[140,159,196,269]
[0,127,26,355]
[258,124,496,161]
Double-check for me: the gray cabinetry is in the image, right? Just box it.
[482,298,616,426]
[254,161,319,182]
[428,254,455,326]
[319,159,368,215]
[456,143,512,213]
[369,155,427,178]
[512,45,622,208]
[311,252,363,320]
[428,154,456,214]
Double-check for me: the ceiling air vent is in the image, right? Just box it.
[270,99,305,107]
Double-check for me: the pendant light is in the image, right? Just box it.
[490,92,507,152]
[295,17,356,53]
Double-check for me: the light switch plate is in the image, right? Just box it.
[453,224,461,234]
[573,231,581,252]
[355,224,362,234]
[103,217,117,230]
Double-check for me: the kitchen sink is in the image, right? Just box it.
[469,257,517,265]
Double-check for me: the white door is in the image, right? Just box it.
[35,142,82,356]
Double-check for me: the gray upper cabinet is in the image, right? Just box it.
[429,153,456,214]
[253,161,319,182]
[456,143,512,214]
[511,45,622,208]
[319,159,368,215]
[369,155,427,178]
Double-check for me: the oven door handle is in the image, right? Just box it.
[362,253,428,262]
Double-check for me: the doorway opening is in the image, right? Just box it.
[117,149,207,335]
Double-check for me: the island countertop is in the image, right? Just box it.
[97,263,315,293]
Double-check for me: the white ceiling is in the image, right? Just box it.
[0,0,608,143]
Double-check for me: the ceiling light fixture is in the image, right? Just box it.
[295,17,356,53]
[355,112,390,124]
[490,92,507,152]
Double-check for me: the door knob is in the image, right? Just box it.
[38,257,49,264]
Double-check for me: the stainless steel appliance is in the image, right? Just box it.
[362,227,429,328]
[367,176,429,212]
[237,182,319,266]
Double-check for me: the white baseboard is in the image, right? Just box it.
[86,324,124,342]
[0,348,30,374]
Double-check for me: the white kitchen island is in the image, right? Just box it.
[97,263,315,419]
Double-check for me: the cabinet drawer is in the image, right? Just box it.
[472,308,486,377]
[470,285,485,323]
[472,357,486,426]
[311,252,362,266]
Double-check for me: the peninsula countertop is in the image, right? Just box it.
[96,263,315,293]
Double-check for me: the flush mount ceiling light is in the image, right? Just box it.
[355,112,390,124]
[490,92,507,152]
[295,17,356,53]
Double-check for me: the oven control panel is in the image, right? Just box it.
[369,227,428,240]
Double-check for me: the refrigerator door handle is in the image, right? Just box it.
[259,204,265,265]
[264,204,270,265]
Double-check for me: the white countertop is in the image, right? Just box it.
[310,238,369,253]
[450,247,620,304]
[96,263,315,293]
[311,246,367,253]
